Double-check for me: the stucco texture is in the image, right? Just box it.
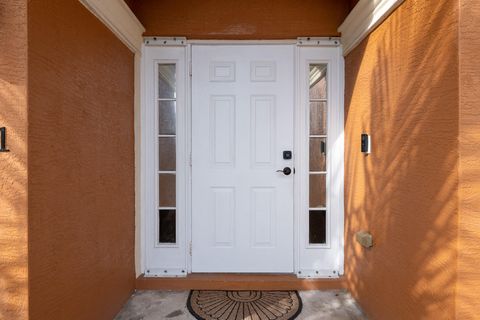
[458,0,480,318]
[130,0,351,39]
[344,0,458,319]
[0,0,28,319]
[27,1,135,319]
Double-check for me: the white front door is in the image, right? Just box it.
[192,45,295,272]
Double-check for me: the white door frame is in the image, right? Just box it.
[141,38,344,278]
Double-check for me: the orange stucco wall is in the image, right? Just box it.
[27,1,135,319]
[344,0,458,319]
[130,0,351,39]
[0,0,29,319]
[457,0,480,318]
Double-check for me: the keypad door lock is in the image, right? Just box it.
[283,150,292,160]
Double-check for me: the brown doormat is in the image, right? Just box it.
[187,290,302,320]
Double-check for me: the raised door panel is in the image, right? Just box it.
[251,188,276,248]
[250,96,276,168]
[212,188,235,247]
[210,96,236,166]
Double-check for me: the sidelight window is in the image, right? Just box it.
[157,64,177,244]
[308,64,327,245]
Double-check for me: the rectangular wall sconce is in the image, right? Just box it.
[361,133,371,154]
[0,127,9,152]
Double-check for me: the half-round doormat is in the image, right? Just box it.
[187,290,302,320]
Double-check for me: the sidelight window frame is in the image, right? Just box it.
[143,44,188,277]
[295,44,345,278]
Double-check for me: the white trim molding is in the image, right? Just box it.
[338,0,405,55]
[79,0,145,53]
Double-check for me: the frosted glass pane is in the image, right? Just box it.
[310,138,326,172]
[309,64,327,99]
[310,102,327,135]
[158,101,176,135]
[159,137,176,171]
[159,173,176,207]
[309,174,326,208]
[158,64,176,99]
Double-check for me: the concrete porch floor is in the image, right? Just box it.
[115,290,367,320]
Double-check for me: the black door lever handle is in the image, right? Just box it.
[276,167,292,176]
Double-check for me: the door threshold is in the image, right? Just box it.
[136,273,346,291]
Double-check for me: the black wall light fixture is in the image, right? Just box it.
[0,127,10,152]
[361,133,371,154]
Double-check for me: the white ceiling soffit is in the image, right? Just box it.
[79,0,145,53]
[338,0,405,56]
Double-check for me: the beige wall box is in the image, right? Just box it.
[356,231,373,248]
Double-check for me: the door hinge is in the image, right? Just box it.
[189,61,192,77]
[189,152,192,167]
[189,242,192,256]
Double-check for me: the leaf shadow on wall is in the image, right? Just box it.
[343,0,459,319]
[0,79,28,318]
